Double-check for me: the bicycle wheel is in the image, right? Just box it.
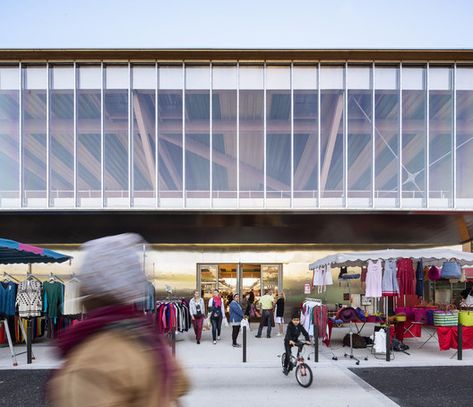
[281,353,286,368]
[295,363,313,388]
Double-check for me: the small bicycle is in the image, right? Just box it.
[280,341,313,388]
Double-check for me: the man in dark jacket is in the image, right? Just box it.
[283,312,311,375]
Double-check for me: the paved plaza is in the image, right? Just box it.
[1,322,471,406]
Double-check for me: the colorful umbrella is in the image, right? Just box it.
[0,238,72,265]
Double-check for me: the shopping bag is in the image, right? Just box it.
[441,261,461,279]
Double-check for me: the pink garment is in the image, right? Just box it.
[396,258,416,296]
[213,296,222,308]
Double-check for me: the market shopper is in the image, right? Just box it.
[190,290,205,344]
[255,289,275,338]
[208,289,226,344]
[275,291,286,336]
[229,293,244,347]
[47,233,189,407]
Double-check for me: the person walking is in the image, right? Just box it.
[229,293,244,347]
[275,291,285,336]
[47,233,189,407]
[255,289,275,338]
[208,289,225,344]
[189,290,205,344]
[245,289,255,318]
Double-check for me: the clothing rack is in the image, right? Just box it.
[2,272,20,283]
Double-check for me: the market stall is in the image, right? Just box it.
[0,238,72,366]
[309,247,473,360]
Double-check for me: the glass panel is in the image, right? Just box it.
[320,66,344,206]
[218,264,237,304]
[374,66,400,208]
[241,264,261,299]
[22,65,47,207]
[78,65,101,89]
[0,66,19,90]
[212,66,237,205]
[185,66,210,206]
[262,264,280,293]
[402,66,427,207]
[0,66,20,207]
[50,65,74,207]
[456,67,473,207]
[105,65,128,89]
[266,65,290,90]
[239,66,264,206]
[200,264,218,302]
[293,65,317,90]
[132,88,156,207]
[429,66,453,208]
[347,66,372,207]
[158,65,183,207]
[213,65,237,89]
[239,66,263,90]
[77,65,101,207]
[293,66,317,207]
[266,76,291,205]
[104,66,128,207]
[132,65,156,89]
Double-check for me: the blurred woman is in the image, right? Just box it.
[208,289,225,344]
[189,290,205,344]
[47,233,189,407]
[275,290,286,336]
[229,293,244,347]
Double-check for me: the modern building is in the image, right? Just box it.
[1,49,473,306]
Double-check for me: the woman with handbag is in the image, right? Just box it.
[189,290,205,344]
[229,293,244,347]
[208,289,226,344]
[275,291,286,337]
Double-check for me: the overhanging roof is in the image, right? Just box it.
[309,247,473,269]
[1,48,473,62]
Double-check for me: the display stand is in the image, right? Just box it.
[1,318,35,367]
[343,321,368,365]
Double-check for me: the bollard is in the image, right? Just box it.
[27,319,32,364]
[243,326,247,363]
[385,325,391,362]
[171,328,176,357]
[458,323,463,361]
[313,325,319,363]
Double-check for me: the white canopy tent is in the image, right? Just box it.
[309,248,473,269]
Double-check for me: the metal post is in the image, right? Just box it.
[27,318,32,364]
[385,324,391,362]
[242,325,247,362]
[313,324,319,363]
[458,323,463,361]
[171,327,176,357]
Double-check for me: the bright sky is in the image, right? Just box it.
[1,0,472,49]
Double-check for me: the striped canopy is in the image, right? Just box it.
[0,238,72,265]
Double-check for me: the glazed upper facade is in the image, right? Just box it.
[0,50,472,210]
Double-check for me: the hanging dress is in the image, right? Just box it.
[396,258,416,296]
[382,259,400,297]
[366,260,383,298]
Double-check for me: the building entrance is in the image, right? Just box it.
[197,263,282,304]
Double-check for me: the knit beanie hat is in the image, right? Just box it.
[79,233,147,304]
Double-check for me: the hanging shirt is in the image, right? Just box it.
[0,281,17,316]
[16,279,42,318]
[63,280,82,315]
[43,281,64,318]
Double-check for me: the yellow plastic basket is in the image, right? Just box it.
[459,310,473,327]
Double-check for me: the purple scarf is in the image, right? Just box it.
[56,304,173,394]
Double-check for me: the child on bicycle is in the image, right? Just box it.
[283,311,311,375]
